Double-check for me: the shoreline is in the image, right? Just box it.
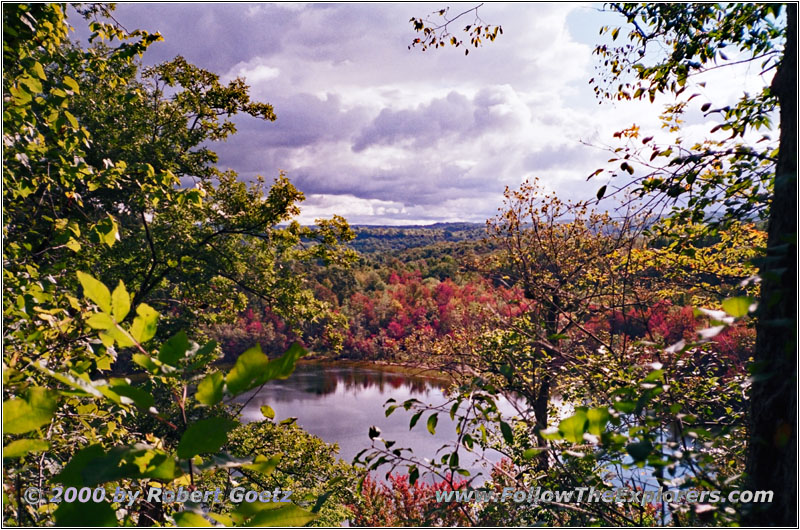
[297,356,451,382]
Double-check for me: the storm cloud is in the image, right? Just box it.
[85,3,755,225]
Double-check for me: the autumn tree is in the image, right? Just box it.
[593,4,795,524]
[483,179,645,469]
[402,4,788,525]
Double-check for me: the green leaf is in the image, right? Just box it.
[174,512,211,527]
[53,444,106,487]
[244,504,318,527]
[227,343,306,397]
[613,400,636,414]
[241,454,281,476]
[207,513,235,527]
[586,407,610,436]
[111,280,130,321]
[197,372,224,406]
[409,410,423,430]
[256,342,307,384]
[86,312,115,330]
[312,477,346,513]
[77,272,111,314]
[3,438,50,459]
[558,411,588,444]
[540,428,562,441]
[93,214,119,247]
[109,380,155,409]
[130,303,158,343]
[722,296,754,318]
[260,404,275,420]
[3,387,57,434]
[55,499,117,526]
[225,345,269,396]
[32,61,46,80]
[643,369,664,383]
[59,445,178,486]
[107,326,135,348]
[522,448,543,460]
[500,421,514,444]
[427,414,438,435]
[21,75,42,94]
[596,185,607,200]
[62,75,80,92]
[409,466,419,485]
[64,110,78,128]
[176,418,237,459]
[626,440,653,462]
[159,331,189,366]
[132,354,160,374]
[448,452,459,468]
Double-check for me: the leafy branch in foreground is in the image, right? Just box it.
[408,3,502,55]
[4,272,327,526]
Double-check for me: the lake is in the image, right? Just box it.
[236,361,511,481]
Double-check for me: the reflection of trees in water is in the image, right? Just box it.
[297,364,444,396]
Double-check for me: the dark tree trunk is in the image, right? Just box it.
[744,4,797,526]
[533,374,551,471]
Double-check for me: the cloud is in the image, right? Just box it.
[87,3,769,225]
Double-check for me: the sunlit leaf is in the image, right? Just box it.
[559,411,587,444]
[586,407,610,436]
[3,438,50,459]
[77,271,111,314]
[111,280,130,321]
[243,504,318,527]
[722,296,754,318]
[130,303,158,343]
[3,388,57,434]
[427,414,438,435]
[174,511,211,527]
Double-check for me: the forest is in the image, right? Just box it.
[2,3,795,528]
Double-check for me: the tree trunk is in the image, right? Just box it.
[744,4,797,526]
[533,375,551,471]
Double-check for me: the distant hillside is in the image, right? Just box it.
[348,222,487,254]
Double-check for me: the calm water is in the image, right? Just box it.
[235,362,675,495]
[236,362,509,480]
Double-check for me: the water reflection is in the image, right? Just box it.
[236,362,503,479]
[261,363,445,400]
[236,362,689,507]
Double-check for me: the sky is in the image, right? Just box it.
[81,3,774,225]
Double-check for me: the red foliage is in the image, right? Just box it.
[350,473,471,526]
[340,271,523,359]
[211,306,295,362]
[585,300,702,346]
[713,322,756,363]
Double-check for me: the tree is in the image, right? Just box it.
[483,178,645,470]
[3,5,354,525]
[402,4,789,525]
[56,29,356,339]
[593,4,795,524]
